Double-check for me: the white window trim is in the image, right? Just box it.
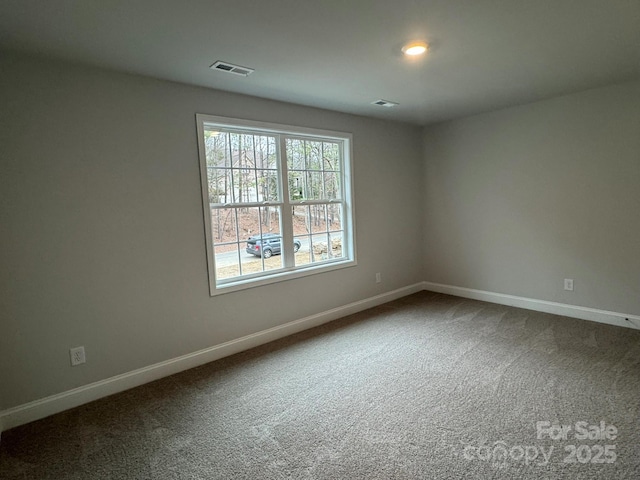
[196,114,357,296]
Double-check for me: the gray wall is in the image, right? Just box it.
[3,50,638,413]
[423,81,640,315]
[0,53,424,410]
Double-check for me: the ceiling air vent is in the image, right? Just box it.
[210,61,255,77]
[371,99,399,108]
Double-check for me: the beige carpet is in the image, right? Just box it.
[1,291,639,479]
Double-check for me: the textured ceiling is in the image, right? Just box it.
[1,0,639,125]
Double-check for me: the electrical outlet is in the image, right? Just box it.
[564,278,574,291]
[70,346,86,366]
[375,272,381,283]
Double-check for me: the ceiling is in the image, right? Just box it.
[1,0,639,125]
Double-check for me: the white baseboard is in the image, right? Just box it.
[0,283,424,433]
[2,281,636,433]
[422,281,640,330]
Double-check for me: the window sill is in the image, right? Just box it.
[210,258,357,296]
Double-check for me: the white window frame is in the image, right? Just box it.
[196,114,357,296]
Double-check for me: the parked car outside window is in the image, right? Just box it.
[246,233,301,258]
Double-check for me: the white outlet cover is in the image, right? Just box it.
[70,346,86,366]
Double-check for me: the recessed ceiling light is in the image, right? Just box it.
[401,41,428,56]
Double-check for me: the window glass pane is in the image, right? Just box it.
[288,172,304,201]
[230,133,249,169]
[208,168,233,203]
[292,205,340,267]
[328,204,342,231]
[286,139,305,170]
[204,130,231,168]
[211,208,239,245]
[296,205,328,236]
[215,244,240,280]
[263,252,283,271]
[240,244,283,275]
[259,206,281,236]
[310,204,328,234]
[239,134,254,169]
[323,171,341,200]
[255,135,278,169]
[230,168,251,203]
[234,207,265,244]
[286,138,342,201]
[294,234,311,267]
[257,170,279,202]
[309,233,330,263]
[206,169,222,204]
[207,131,280,205]
[306,141,323,170]
[299,171,324,200]
[292,204,306,234]
[329,231,344,259]
[293,204,309,267]
[323,142,341,171]
[223,206,283,280]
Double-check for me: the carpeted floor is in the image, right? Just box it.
[1,291,639,479]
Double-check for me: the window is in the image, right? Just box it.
[196,114,356,295]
